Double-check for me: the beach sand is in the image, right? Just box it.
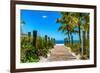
[47,44,76,61]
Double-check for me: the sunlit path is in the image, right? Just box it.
[47,45,76,61]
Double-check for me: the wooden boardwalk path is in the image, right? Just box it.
[47,45,76,61]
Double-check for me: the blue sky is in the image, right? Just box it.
[21,10,79,41]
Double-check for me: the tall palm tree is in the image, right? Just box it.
[56,12,79,44]
[80,13,90,56]
[81,13,89,39]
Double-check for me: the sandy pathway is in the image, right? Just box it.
[47,45,76,61]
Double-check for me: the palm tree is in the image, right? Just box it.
[81,13,89,39]
[72,13,89,55]
[56,12,79,44]
[80,13,90,56]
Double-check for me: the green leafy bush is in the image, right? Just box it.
[21,33,55,63]
[21,36,39,63]
[65,39,89,60]
[21,44,39,63]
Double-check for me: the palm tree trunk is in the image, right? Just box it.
[68,31,70,44]
[87,31,89,39]
[79,24,82,54]
[71,33,73,45]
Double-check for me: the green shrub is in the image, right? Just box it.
[21,46,39,63]
[36,36,49,57]
[65,39,89,59]
[21,33,55,62]
[21,36,39,63]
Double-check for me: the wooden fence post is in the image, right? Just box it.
[48,37,50,42]
[51,38,55,48]
[45,35,47,43]
[48,37,50,47]
[32,30,37,48]
[28,32,31,43]
[54,38,56,43]
[53,38,56,45]
[45,35,47,48]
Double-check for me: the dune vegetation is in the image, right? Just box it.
[21,32,55,63]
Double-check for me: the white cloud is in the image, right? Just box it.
[42,15,47,18]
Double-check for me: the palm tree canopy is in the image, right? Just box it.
[56,12,90,33]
